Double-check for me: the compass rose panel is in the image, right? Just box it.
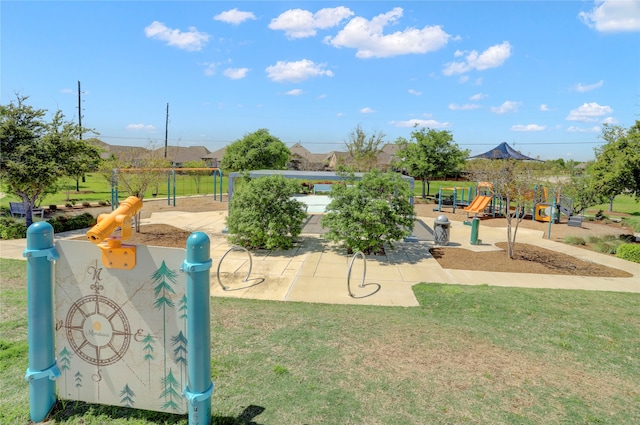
[55,240,189,414]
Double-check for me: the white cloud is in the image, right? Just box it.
[203,63,216,76]
[214,8,256,25]
[286,89,304,96]
[265,59,334,83]
[490,101,521,114]
[389,119,450,128]
[144,21,209,51]
[448,103,480,110]
[574,80,604,92]
[223,67,249,79]
[61,88,74,94]
[337,112,344,117]
[360,107,376,114]
[511,124,546,132]
[126,123,156,131]
[317,94,327,100]
[269,7,353,39]
[408,89,422,96]
[325,7,451,58]
[567,126,601,133]
[443,41,512,75]
[566,102,613,122]
[469,93,487,101]
[540,104,550,111]
[579,0,640,32]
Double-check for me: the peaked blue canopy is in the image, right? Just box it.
[471,142,540,161]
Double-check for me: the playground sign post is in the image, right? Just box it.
[24,198,213,424]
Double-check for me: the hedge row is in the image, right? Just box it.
[0,213,97,240]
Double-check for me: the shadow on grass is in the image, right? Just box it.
[48,400,266,425]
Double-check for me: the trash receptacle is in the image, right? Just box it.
[434,215,450,246]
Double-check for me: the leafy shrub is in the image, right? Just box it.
[48,213,96,233]
[65,203,72,208]
[82,201,91,207]
[226,175,307,250]
[564,236,586,245]
[616,243,640,263]
[0,217,27,239]
[593,241,619,255]
[321,170,414,255]
[98,200,107,206]
[49,204,57,211]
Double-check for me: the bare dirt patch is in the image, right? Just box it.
[431,242,632,277]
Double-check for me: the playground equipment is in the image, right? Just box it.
[24,202,214,423]
[463,195,493,216]
[433,186,472,213]
[110,168,223,208]
[86,196,142,270]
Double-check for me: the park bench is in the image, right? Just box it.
[9,202,45,219]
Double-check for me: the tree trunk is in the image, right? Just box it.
[608,196,614,212]
[421,180,426,198]
[426,180,431,197]
[76,177,80,192]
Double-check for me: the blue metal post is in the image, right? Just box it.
[182,232,213,425]
[24,222,59,423]
[173,169,177,207]
[453,188,457,213]
[167,172,171,206]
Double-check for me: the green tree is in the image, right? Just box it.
[467,159,542,259]
[320,170,414,255]
[226,175,307,250]
[99,144,170,202]
[0,94,102,227]
[221,129,290,171]
[66,137,103,192]
[343,124,385,172]
[392,127,469,198]
[589,121,640,211]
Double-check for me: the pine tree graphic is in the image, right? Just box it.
[141,333,156,386]
[159,368,181,412]
[58,347,72,394]
[171,331,188,386]
[120,384,136,407]
[74,371,83,399]
[151,261,177,376]
[178,294,188,329]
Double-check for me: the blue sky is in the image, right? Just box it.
[2,1,639,161]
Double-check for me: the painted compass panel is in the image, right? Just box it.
[55,240,189,414]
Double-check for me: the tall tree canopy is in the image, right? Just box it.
[589,121,640,210]
[221,128,290,172]
[343,124,385,172]
[392,127,469,197]
[0,94,102,226]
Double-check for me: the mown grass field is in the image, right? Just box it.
[1,257,638,424]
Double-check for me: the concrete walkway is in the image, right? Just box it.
[1,211,638,306]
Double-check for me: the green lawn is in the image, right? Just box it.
[1,258,638,424]
[0,172,229,208]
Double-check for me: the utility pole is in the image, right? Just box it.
[164,103,169,159]
[77,81,83,140]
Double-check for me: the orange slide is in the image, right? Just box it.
[463,195,492,214]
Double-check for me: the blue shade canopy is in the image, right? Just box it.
[471,142,541,161]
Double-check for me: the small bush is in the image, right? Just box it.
[226,175,307,250]
[48,213,96,233]
[65,203,72,208]
[98,201,107,206]
[49,204,57,211]
[82,201,91,207]
[0,217,27,239]
[593,241,618,255]
[564,236,586,245]
[616,243,640,263]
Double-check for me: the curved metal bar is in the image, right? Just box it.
[347,251,381,299]
[216,245,264,291]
